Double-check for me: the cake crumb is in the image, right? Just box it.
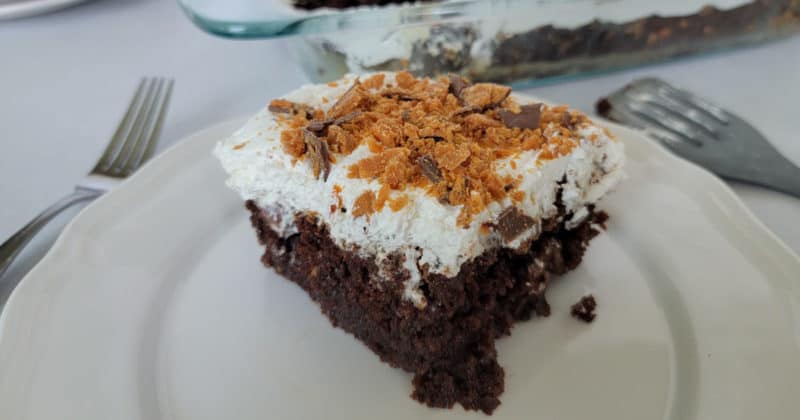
[571,295,597,323]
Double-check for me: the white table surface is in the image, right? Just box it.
[1,0,799,287]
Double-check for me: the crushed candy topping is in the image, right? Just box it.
[270,72,594,226]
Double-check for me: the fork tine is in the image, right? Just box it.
[115,78,164,176]
[602,100,699,148]
[93,79,148,171]
[624,101,704,146]
[138,79,174,165]
[107,79,161,175]
[646,127,707,161]
[119,78,174,176]
[646,127,688,147]
[630,91,721,137]
[649,80,730,124]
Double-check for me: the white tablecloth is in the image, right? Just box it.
[1,0,798,264]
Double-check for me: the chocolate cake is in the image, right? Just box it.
[214,72,625,414]
[571,294,598,323]
[485,0,800,82]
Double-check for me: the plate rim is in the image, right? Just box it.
[0,114,798,417]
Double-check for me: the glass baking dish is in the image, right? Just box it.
[179,0,800,86]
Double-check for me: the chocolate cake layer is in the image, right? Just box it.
[492,1,800,67]
[246,200,607,414]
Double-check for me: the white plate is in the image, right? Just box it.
[1,117,799,420]
[0,0,91,20]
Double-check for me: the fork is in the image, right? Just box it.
[0,77,174,281]
[597,78,800,199]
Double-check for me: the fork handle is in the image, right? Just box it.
[771,166,800,199]
[0,188,101,280]
[744,154,800,200]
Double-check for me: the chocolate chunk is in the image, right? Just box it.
[307,118,333,133]
[268,100,316,118]
[329,80,369,119]
[268,102,292,114]
[303,129,331,181]
[417,155,442,183]
[571,295,597,323]
[401,109,411,122]
[307,110,362,133]
[333,110,362,125]
[448,74,470,98]
[451,105,481,117]
[561,111,573,129]
[595,98,613,117]
[499,103,541,129]
[495,207,536,242]
[461,83,512,110]
[381,88,421,101]
[294,105,315,118]
[423,135,445,142]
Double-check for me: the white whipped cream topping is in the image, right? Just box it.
[214,73,624,306]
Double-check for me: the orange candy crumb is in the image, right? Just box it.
[434,143,470,171]
[388,194,409,212]
[270,72,598,226]
[280,129,306,158]
[362,73,386,90]
[352,190,376,218]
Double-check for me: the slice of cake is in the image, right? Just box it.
[214,72,624,414]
